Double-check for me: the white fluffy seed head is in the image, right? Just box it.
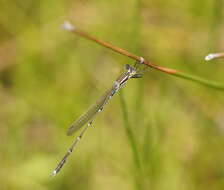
[62,21,75,31]
[205,54,215,61]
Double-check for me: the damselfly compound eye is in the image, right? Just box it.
[125,64,131,70]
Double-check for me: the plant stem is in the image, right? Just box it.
[173,72,224,90]
[62,21,224,91]
[119,91,141,169]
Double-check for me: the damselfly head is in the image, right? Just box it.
[124,64,143,79]
[124,64,138,77]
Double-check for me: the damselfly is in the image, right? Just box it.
[52,59,145,176]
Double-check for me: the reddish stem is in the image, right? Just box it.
[67,26,178,74]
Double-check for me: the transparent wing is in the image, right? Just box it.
[67,86,116,136]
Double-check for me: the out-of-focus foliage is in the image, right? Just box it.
[0,0,223,190]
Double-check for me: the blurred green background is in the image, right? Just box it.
[0,0,224,189]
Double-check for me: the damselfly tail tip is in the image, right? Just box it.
[51,169,58,177]
[62,21,75,31]
[205,53,215,61]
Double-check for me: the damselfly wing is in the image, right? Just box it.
[67,86,116,136]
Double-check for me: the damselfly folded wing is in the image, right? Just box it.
[67,86,116,136]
